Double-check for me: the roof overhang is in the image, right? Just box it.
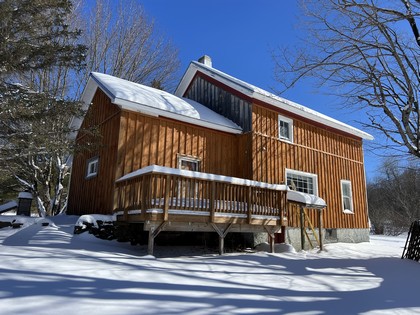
[71,72,243,136]
[287,190,327,209]
[176,61,373,141]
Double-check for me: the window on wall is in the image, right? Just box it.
[341,180,354,213]
[286,169,318,195]
[178,155,201,199]
[278,115,293,142]
[86,157,99,178]
[178,155,200,172]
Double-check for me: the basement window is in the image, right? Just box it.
[341,180,354,214]
[286,169,318,195]
[278,114,293,142]
[86,157,99,179]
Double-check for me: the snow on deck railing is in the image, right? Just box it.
[117,165,288,191]
[115,165,326,226]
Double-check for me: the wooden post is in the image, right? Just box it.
[211,223,233,255]
[148,229,155,255]
[247,187,253,224]
[269,234,275,253]
[318,209,323,251]
[210,181,216,222]
[163,175,171,221]
[219,236,224,255]
[264,226,276,253]
[300,205,305,250]
[147,221,168,256]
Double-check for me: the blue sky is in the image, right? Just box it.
[140,0,379,179]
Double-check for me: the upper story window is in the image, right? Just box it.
[286,169,318,195]
[278,114,293,142]
[341,180,354,214]
[86,156,99,179]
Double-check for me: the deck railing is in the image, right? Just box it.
[115,165,288,225]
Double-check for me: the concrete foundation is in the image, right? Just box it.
[285,227,370,251]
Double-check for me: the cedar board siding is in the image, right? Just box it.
[67,89,120,215]
[116,111,241,182]
[69,89,242,215]
[251,105,369,229]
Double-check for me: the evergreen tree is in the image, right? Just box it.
[0,0,86,216]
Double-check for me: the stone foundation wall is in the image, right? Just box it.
[285,227,370,251]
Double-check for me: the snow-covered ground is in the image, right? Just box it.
[0,214,419,315]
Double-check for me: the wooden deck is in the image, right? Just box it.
[114,165,288,254]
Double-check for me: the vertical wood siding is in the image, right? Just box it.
[67,89,120,215]
[115,113,240,183]
[251,105,369,229]
[185,75,252,131]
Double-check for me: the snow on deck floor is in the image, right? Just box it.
[0,214,419,315]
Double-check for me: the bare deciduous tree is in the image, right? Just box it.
[74,0,180,96]
[368,158,420,234]
[1,0,180,215]
[274,0,420,158]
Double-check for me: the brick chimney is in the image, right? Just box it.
[198,55,212,67]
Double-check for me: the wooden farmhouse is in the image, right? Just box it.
[68,56,373,253]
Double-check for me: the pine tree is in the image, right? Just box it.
[0,0,86,216]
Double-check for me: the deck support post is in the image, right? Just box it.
[211,223,233,255]
[318,209,323,251]
[264,226,276,253]
[147,221,168,256]
[300,205,305,250]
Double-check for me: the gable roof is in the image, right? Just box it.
[75,72,242,134]
[175,61,374,140]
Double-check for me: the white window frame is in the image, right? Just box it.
[86,156,99,179]
[177,155,201,200]
[278,114,293,143]
[285,169,318,195]
[341,180,354,214]
[177,155,200,172]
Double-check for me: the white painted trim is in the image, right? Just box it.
[176,61,373,140]
[340,179,354,214]
[86,156,99,179]
[285,168,318,196]
[278,114,294,143]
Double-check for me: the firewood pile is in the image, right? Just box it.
[402,220,420,262]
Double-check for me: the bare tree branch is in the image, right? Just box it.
[274,0,420,159]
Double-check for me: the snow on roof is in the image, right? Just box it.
[18,192,33,200]
[175,61,373,141]
[287,190,327,209]
[0,200,18,213]
[117,165,288,191]
[79,72,242,134]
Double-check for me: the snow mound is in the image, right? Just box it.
[255,242,296,253]
[75,214,114,228]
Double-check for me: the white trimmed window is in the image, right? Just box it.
[341,180,354,214]
[278,114,293,142]
[86,157,99,178]
[178,155,200,172]
[286,169,318,195]
[177,155,201,199]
